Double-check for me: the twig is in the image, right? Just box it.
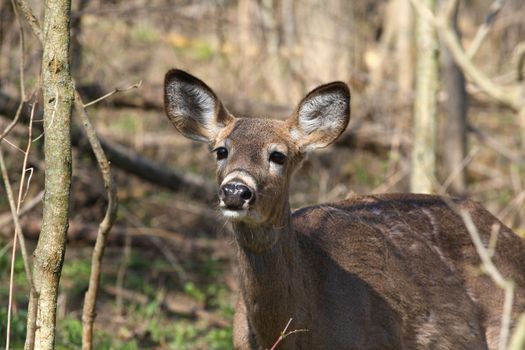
[0,0,27,143]
[268,318,308,350]
[1,92,37,350]
[82,80,142,108]
[0,190,44,229]
[410,0,521,110]
[440,146,479,193]
[468,124,525,165]
[5,184,17,350]
[1,148,35,350]
[431,175,516,350]
[458,209,514,350]
[466,0,505,59]
[0,240,13,260]
[14,0,42,43]
[76,93,118,350]
[498,190,525,224]
[1,138,26,154]
[10,4,40,349]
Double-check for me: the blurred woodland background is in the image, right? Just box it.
[0,0,524,349]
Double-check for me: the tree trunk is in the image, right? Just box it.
[440,1,467,195]
[30,0,74,349]
[410,0,439,194]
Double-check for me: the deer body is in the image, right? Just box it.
[163,69,525,350]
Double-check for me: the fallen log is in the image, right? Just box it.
[0,90,216,202]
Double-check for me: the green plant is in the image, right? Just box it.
[0,307,27,348]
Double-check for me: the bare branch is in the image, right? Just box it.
[0,0,28,143]
[0,190,44,229]
[268,318,309,350]
[466,0,505,59]
[75,93,118,350]
[14,0,43,42]
[0,144,36,349]
[455,204,514,350]
[82,80,142,108]
[468,124,525,165]
[410,0,521,110]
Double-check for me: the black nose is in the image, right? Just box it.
[219,182,254,210]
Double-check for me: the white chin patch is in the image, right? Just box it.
[222,209,248,220]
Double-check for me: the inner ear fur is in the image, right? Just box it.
[164,69,234,142]
[288,81,350,151]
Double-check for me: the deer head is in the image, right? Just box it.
[164,69,350,249]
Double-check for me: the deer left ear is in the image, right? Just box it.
[164,69,234,143]
[287,82,350,152]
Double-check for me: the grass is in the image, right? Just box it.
[0,235,233,349]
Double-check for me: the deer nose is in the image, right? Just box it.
[219,182,254,210]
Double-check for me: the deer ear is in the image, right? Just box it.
[287,82,350,152]
[164,69,234,142]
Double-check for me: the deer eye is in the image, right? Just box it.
[215,147,228,160]
[269,151,286,165]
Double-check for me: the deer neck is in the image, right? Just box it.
[232,203,312,347]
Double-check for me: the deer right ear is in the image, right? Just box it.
[287,81,350,152]
[164,69,234,143]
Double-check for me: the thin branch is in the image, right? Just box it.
[410,0,521,110]
[466,0,505,59]
[431,176,517,350]
[75,93,118,350]
[0,146,35,350]
[0,0,27,143]
[440,147,479,192]
[82,80,142,108]
[468,124,525,165]
[458,209,514,350]
[0,240,13,260]
[0,190,44,229]
[14,0,43,42]
[268,318,309,350]
[0,105,36,349]
[0,148,18,350]
[1,81,37,350]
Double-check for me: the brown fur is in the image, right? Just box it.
[164,69,525,350]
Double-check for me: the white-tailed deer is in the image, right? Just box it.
[164,69,525,350]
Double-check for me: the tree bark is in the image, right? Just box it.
[440,0,467,195]
[30,0,74,349]
[410,0,439,193]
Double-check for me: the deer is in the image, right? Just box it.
[163,69,525,350]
